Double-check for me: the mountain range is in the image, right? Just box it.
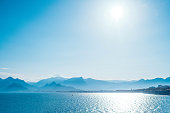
[0,76,170,92]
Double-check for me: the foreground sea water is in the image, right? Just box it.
[0,93,170,113]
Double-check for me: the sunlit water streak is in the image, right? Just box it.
[0,93,169,113]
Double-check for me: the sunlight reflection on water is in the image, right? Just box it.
[0,93,169,113]
[80,93,169,113]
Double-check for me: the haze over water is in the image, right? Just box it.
[0,93,170,113]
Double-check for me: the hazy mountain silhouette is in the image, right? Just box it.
[109,77,170,90]
[31,76,170,90]
[1,76,170,92]
[82,78,114,90]
[0,77,30,92]
[0,77,29,88]
[40,82,78,91]
[4,83,27,91]
[63,77,86,85]
[33,76,67,87]
[64,77,170,90]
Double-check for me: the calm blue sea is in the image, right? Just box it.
[0,93,169,113]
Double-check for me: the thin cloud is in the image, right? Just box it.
[0,68,8,70]
[0,72,22,79]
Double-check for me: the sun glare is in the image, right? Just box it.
[112,5,124,21]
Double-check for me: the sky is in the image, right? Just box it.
[0,0,170,81]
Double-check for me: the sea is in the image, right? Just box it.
[0,93,169,113]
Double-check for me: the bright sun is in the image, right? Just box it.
[112,6,124,21]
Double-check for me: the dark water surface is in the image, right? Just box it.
[0,93,170,113]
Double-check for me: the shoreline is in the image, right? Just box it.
[0,90,170,96]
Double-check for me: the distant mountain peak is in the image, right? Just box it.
[34,76,67,87]
[139,79,145,81]
[6,77,14,80]
[63,77,86,85]
[41,82,78,91]
[153,78,164,80]
[43,82,63,88]
[165,77,170,81]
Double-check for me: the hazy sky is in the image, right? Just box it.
[0,0,170,81]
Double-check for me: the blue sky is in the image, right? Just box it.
[0,0,170,81]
